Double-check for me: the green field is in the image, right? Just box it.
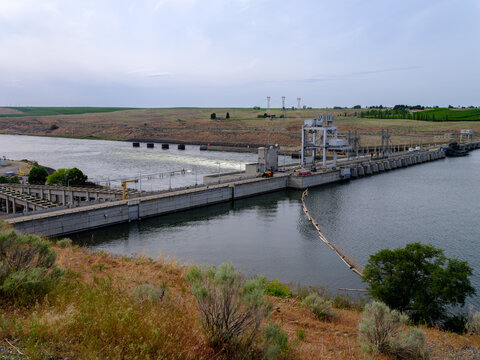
[0,107,136,117]
[362,107,480,122]
[412,108,480,121]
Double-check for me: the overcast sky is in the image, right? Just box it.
[0,0,479,108]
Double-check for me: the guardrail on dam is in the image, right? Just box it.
[5,148,450,237]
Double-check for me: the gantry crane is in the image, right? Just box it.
[121,179,139,200]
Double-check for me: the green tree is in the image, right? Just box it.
[65,167,88,185]
[363,243,475,324]
[47,168,67,185]
[28,166,48,185]
[226,112,230,119]
[210,113,216,119]
[47,168,87,186]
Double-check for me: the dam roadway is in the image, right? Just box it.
[4,147,456,238]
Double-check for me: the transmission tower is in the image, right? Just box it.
[266,96,271,116]
[281,96,286,118]
[296,97,301,120]
[381,129,391,156]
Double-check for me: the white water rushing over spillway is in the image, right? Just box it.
[0,134,293,191]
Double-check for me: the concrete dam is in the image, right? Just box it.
[6,147,451,237]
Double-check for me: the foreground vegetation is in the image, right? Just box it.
[0,221,479,359]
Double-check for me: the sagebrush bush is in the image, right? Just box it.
[56,238,72,248]
[186,263,270,357]
[0,230,62,302]
[466,306,480,334]
[264,280,292,298]
[359,301,426,359]
[262,323,289,360]
[302,293,337,321]
[133,283,165,303]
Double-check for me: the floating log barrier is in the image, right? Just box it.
[301,189,364,277]
[199,145,208,151]
[132,142,140,148]
[146,143,154,148]
[177,144,185,150]
[161,143,169,149]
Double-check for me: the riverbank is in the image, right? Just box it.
[0,221,479,359]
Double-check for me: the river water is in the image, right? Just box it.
[1,134,479,307]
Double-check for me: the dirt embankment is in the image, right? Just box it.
[1,244,478,359]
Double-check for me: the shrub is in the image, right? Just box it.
[359,301,426,359]
[363,242,475,324]
[186,263,269,356]
[0,175,20,184]
[56,238,72,248]
[0,230,62,303]
[296,328,305,340]
[466,306,480,334]
[28,166,49,185]
[133,283,165,303]
[262,323,289,360]
[210,113,216,119]
[265,280,292,298]
[302,293,337,321]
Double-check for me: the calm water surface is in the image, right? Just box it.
[1,135,479,306]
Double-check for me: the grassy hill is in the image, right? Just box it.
[0,106,479,147]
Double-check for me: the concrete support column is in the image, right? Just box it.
[12,199,16,214]
[63,190,66,205]
[6,199,10,214]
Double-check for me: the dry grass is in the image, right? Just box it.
[0,245,478,359]
[1,107,478,147]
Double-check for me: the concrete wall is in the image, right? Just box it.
[288,170,341,189]
[12,203,128,237]
[233,177,288,199]
[139,187,232,218]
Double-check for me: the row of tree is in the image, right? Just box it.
[28,166,88,186]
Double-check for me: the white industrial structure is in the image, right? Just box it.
[301,115,352,169]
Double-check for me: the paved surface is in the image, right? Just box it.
[0,160,27,176]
